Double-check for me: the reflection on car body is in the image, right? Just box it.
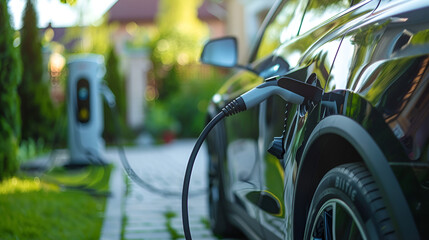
[203,0,429,239]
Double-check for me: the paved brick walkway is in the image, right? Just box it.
[101,140,219,240]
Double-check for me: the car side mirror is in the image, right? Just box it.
[201,37,238,68]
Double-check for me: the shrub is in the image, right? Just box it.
[144,102,179,143]
[145,65,226,139]
[0,0,22,180]
[166,65,225,137]
[18,0,57,143]
[103,47,127,143]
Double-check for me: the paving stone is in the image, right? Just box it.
[126,212,165,219]
[125,224,167,232]
[177,238,219,240]
[125,231,172,240]
[126,220,165,227]
[126,220,166,227]
[100,156,125,240]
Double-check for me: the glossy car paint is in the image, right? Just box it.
[206,0,429,239]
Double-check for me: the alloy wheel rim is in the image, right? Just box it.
[310,198,367,240]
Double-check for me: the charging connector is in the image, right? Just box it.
[182,76,322,240]
[221,76,322,116]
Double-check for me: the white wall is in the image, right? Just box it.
[123,50,151,129]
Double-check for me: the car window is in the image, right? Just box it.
[299,0,352,35]
[255,0,308,60]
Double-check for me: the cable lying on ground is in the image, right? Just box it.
[103,84,206,197]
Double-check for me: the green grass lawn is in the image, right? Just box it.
[0,165,112,240]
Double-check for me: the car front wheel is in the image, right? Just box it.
[304,163,396,240]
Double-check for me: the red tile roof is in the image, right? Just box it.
[107,0,220,23]
[108,0,157,23]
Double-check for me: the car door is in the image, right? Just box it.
[217,0,307,236]
[255,0,381,239]
[248,0,309,239]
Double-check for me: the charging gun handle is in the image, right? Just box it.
[239,76,323,110]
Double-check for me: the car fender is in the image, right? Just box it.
[293,113,419,239]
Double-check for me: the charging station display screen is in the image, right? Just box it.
[77,78,90,123]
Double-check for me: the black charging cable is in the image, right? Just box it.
[181,76,323,240]
[182,102,242,240]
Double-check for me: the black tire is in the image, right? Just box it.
[207,120,241,237]
[208,162,232,236]
[304,163,396,240]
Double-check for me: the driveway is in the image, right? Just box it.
[100,140,218,240]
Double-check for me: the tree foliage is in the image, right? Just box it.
[19,0,57,143]
[59,0,77,5]
[103,47,126,142]
[63,16,117,56]
[154,0,208,65]
[0,0,22,180]
[151,0,209,100]
[143,0,226,139]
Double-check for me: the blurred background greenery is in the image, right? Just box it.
[1,0,274,238]
[3,0,275,177]
[1,0,232,179]
[1,0,227,238]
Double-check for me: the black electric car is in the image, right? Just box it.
[202,0,429,239]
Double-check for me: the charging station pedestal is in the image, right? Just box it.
[67,54,106,165]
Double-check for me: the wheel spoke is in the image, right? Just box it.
[332,202,337,240]
[323,206,333,240]
[347,221,362,240]
[310,199,367,240]
[334,202,363,240]
[312,214,324,240]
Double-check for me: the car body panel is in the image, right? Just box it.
[326,0,429,236]
[205,0,429,239]
[257,1,383,239]
[292,92,420,239]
